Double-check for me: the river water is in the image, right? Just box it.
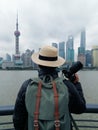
[0,70,98,106]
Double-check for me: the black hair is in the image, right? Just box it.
[38,65,56,70]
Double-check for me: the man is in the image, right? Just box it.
[13,45,86,130]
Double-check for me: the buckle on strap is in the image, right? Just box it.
[34,120,39,127]
[54,120,60,127]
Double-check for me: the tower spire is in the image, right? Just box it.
[16,13,18,30]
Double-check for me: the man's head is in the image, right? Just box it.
[31,45,65,67]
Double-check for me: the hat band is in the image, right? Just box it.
[39,55,57,61]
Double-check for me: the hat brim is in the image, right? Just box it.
[31,53,65,67]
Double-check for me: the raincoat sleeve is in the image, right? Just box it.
[63,80,86,114]
[13,79,32,130]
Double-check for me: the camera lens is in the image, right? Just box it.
[69,61,83,75]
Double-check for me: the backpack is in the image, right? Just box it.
[25,76,70,130]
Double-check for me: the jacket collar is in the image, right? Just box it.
[38,68,58,82]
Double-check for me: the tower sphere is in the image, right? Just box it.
[14,30,20,37]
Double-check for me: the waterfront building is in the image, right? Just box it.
[85,50,92,67]
[92,46,98,67]
[78,47,85,55]
[21,49,33,67]
[77,54,86,66]
[6,53,11,61]
[59,41,65,59]
[66,35,74,63]
[52,43,58,48]
[0,57,3,68]
[80,28,86,52]
[77,29,86,65]
[2,61,14,69]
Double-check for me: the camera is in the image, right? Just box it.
[62,61,83,82]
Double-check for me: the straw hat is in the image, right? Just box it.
[31,45,65,67]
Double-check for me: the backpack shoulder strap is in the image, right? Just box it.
[52,81,60,130]
[34,81,42,130]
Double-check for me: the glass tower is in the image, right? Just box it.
[80,29,86,54]
[66,35,74,63]
[59,42,65,59]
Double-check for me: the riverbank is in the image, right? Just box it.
[0,67,98,71]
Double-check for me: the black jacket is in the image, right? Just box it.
[13,69,86,130]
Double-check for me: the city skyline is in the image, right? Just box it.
[0,27,95,61]
[0,0,98,58]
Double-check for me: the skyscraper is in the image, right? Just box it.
[66,35,74,63]
[92,46,98,67]
[85,50,92,67]
[59,41,65,59]
[80,29,86,52]
[78,29,86,66]
[52,43,58,48]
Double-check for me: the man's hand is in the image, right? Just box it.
[73,73,79,83]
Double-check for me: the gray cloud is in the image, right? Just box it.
[0,0,98,58]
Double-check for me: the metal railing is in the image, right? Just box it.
[0,106,14,130]
[0,104,98,130]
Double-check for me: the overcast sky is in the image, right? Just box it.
[0,0,98,59]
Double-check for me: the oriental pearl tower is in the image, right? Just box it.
[14,15,20,57]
